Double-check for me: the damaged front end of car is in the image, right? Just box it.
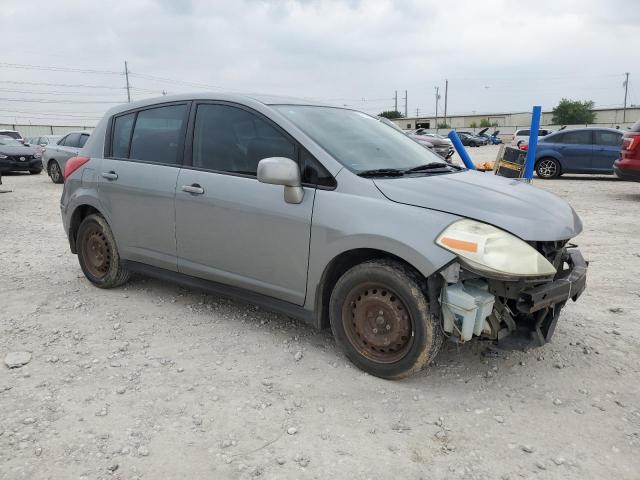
[430,220,588,349]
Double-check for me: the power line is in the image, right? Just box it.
[0,97,122,104]
[128,72,224,91]
[0,80,125,90]
[0,62,122,75]
[0,88,126,97]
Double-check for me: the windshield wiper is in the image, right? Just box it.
[357,168,405,177]
[403,162,452,173]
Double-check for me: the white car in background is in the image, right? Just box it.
[512,128,553,146]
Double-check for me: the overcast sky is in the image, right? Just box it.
[0,0,637,125]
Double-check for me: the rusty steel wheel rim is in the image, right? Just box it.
[342,283,414,363]
[82,225,112,279]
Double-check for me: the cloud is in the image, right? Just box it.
[0,0,635,124]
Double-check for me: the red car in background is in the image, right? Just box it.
[614,121,640,182]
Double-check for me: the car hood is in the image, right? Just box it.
[373,170,583,241]
[0,145,38,156]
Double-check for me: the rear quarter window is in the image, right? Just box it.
[111,113,135,158]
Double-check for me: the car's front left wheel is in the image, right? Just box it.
[329,259,443,379]
[76,214,130,288]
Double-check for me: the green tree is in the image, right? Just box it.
[469,121,478,129]
[378,110,404,119]
[551,99,596,125]
[437,122,450,129]
[479,118,491,128]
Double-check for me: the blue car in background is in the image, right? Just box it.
[534,127,623,179]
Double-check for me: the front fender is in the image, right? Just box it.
[304,186,459,314]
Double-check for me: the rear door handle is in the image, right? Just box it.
[101,171,118,180]
[181,184,204,195]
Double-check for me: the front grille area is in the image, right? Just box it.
[6,155,34,162]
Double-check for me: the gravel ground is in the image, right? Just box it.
[1,153,639,480]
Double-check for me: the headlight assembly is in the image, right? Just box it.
[436,219,557,279]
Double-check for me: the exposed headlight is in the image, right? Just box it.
[436,219,557,278]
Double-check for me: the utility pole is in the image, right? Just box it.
[416,107,420,117]
[444,79,448,127]
[404,90,408,118]
[623,72,630,123]
[124,61,131,103]
[434,86,440,129]
[394,90,398,113]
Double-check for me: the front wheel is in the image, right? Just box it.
[329,260,443,379]
[536,157,561,179]
[76,214,130,288]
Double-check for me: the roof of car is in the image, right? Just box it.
[547,127,621,134]
[103,92,334,118]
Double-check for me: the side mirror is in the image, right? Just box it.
[257,157,304,204]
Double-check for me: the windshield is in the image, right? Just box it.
[0,137,23,146]
[274,105,447,173]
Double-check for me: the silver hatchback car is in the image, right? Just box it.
[43,130,91,183]
[60,93,587,379]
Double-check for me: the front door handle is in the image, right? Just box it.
[181,184,204,195]
[101,171,118,180]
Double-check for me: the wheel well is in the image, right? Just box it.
[68,205,101,253]
[315,248,424,330]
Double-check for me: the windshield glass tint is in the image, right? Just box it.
[273,106,445,172]
[0,137,23,146]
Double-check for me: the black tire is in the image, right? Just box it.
[48,160,63,184]
[535,157,561,179]
[29,168,42,174]
[329,259,443,379]
[517,140,524,147]
[76,214,130,288]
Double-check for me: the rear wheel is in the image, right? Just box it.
[48,161,63,184]
[76,214,130,288]
[329,260,443,379]
[536,157,561,179]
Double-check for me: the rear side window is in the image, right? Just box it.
[192,104,296,176]
[594,130,622,147]
[560,131,592,145]
[78,134,90,148]
[517,130,530,136]
[64,133,81,147]
[129,104,187,164]
[112,113,135,158]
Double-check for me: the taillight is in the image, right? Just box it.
[622,133,640,152]
[63,156,90,181]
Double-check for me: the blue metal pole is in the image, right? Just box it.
[448,130,476,170]
[524,106,541,180]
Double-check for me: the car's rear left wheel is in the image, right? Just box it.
[536,157,561,179]
[329,259,443,379]
[76,214,130,288]
[48,161,63,184]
